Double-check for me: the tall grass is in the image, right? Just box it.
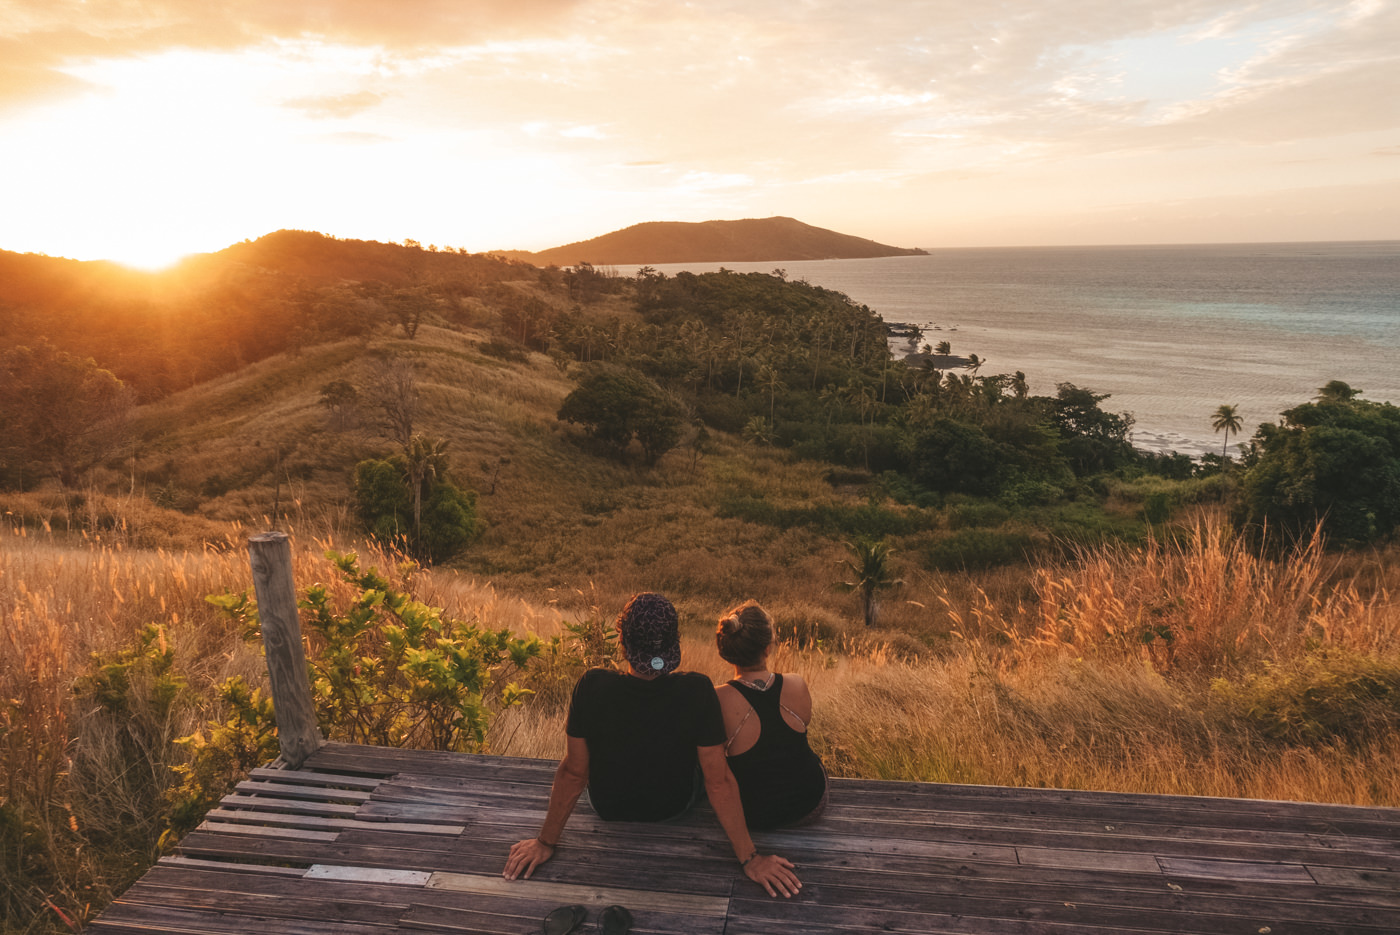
[4,516,1399,934]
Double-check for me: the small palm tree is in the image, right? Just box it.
[402,434,450,540]
[935,340,952,357]
[1210,404,1244,460]
[834,538,902,628]
[742,415,774,446]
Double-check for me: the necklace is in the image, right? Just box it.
[738,671,773,690]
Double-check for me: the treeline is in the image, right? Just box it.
[550,267,1144,501]
[542,268,1399,550]
[0,231,530,401]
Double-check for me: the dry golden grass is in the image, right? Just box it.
[5,508,1400,933]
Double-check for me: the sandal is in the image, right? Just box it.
[543,905,587,935]
[600,905,633,935]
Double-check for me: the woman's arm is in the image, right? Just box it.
[697,743,801,898]
[503,735,589,880]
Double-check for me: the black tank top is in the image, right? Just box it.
[725,675,827,830]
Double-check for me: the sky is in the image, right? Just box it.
[2,0,1398,268]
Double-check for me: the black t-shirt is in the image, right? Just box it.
[565,669,726,821]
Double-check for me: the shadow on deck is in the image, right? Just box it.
[89,741,1400,934]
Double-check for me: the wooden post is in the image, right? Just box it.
[248,531,323,769]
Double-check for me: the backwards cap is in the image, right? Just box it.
[616,592,680,676]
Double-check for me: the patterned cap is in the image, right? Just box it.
[616,592,680,676]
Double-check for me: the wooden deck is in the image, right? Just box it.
[90,741,1400,934]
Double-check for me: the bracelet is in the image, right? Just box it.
[741,850,759,867]
[537,836,558,848]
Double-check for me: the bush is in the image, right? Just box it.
[926,528,1037,571]
[353,456,483,563]
[1213,650,1400,746]
[944,500,1010,529]
[1240,390,1400,546]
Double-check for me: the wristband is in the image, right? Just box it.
[537,836,558,848]
[741,850,759,867]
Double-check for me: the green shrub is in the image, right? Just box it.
[926,528,1036,571]
[1144,491,1173,524]
[944,499,1011,529]
[353,456,483,563]
[1212,650,1400,746]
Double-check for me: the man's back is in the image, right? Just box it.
[566,668,726,821]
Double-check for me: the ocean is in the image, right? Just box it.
[632,242,1400,457]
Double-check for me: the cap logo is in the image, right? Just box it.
[650,656,665,670]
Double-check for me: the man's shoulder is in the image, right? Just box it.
[668,670,720,704]
[576,667,625,691]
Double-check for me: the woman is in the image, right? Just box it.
[715,600,828,830]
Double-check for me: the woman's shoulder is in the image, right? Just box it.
[780,672,810,694]
[779,672,813,717]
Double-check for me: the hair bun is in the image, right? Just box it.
[720,615,741,635]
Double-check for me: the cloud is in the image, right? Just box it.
[6,0,586,51]
[285,90,384,118]
[312,130,394,144]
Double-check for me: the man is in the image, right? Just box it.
[503,592,801,898]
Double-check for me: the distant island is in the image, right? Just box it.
[499,216,927,266]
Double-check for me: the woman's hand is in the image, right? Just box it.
[744,853,801,897]
[503,837,555,880]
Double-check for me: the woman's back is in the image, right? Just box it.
[718,674,827,830]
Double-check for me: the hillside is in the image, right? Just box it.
[505,217,927,266]
[0,231,529,400]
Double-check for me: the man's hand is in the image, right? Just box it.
[503,837,555,880]
[744,853,801,898]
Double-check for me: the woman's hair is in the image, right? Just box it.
[716,600,774,667]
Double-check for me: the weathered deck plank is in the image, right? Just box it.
[89,741,1400,935]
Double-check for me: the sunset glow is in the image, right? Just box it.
[2,0,1397,265]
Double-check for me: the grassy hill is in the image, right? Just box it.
[504,216,927,266]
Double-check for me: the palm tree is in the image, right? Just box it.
[757,362,786,425]
[834,538,902,628]
[402,434,450,542]
[935,340,951,357]
[1210,404,1243,460]
[1316,380,1359,403]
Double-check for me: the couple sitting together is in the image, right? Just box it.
[502,592,826,902]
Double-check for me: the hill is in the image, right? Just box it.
[0,231,530,400]
[504,217,927,266]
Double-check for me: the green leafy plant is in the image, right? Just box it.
[1212,650,1400,746]
[206,551,541,752]
[171,551,543,836]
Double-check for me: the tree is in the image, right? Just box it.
[363,355,419,447]
[379,285,436,339]
[1317,380,1360,403]
[353,452,483,563]
[402,434,450,542]
[906,417,1009,496]
[1211,404,1244,460]
[0,338,132,488]
[557,363,684,465]
[319,380,360,432]
[935,340,951,357]
[834,538,902,628]
[1052,383,1135,475]
[1240,389,1400,546]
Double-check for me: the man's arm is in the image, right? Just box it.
[503,735,589,880]
[697,744,801,898]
